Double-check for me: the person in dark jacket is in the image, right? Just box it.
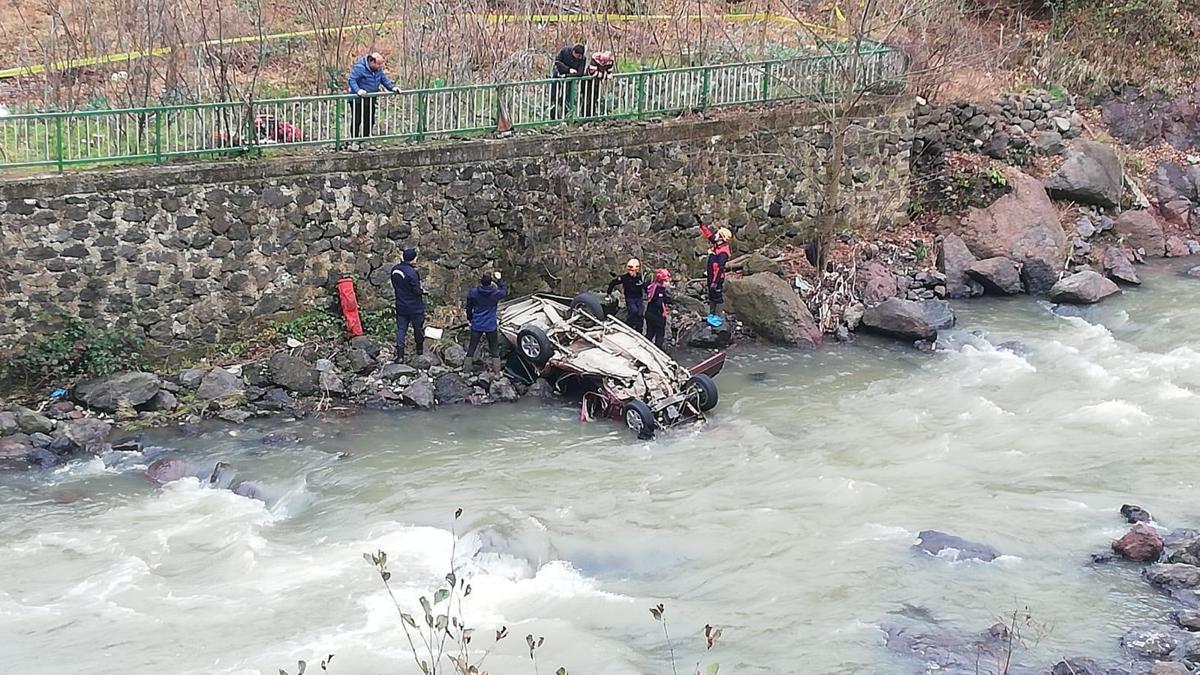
[347,52,398,141]
[606,257,646,333]
[644,268,674,349]
[697,215,732,325]
[549,44,586,119]
[390,248,425,361]
[464,271,509,373]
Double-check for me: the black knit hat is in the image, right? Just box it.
[480,273,494,286]
[403,248,417,262]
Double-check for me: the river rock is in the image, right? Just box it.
[177,368,207,389]
[959,167,1068,271]
[1150,661,1191,675]
[0,435,35,469]
[339,347,378,374]
[1116,210,1167,257]
[1050,657,1128,675]
[266,352,319,395]
[862,298,938,342]
[403,376,436,409]
[724,272,822,348]
[258,388,297,411]
[1104,247,1142,285]
[1145,564,1200,605]
[434,373,472,404]
[856,261,899,304]
[913,530,1000,562]
[1046,140,1124,207]
[919,300,956,330]
[1165,236,1192,258]
[489,378,519,403]
[1019,259,1060,296]
[375,363,419,380]
[1033,130,1065,155]
[967,257,1023,295]
[196,368,244,401]
[1165,530,1200,566]
[149,390,180,411]
[317,370,346,396]
[441,343,468,369]
[1172,609,1200,632]
[1114,523,1165,562]
[14,407,55,435]
[1122,627,1181,660]
[145,457,191,484]
[937,234,983,299]
[73,371,162,412]
[64,418,112,453]
[1150,162,1200,231]
[349,335,383,359]
[0,412,17,436]
[1123,504,1154,524]
[1050,271,1122,304]
[523,378,555,402]
[679,318,734,348]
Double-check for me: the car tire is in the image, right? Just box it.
[621,399,656,437]
[571,292,606,321]
[516,325,552,367]
[685,374,719,412]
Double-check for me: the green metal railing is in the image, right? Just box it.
[0,46,906,172]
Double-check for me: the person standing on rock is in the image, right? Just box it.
[607,258,647,333]
[697,215,732,326]
[464,271,509,374]
[644,268,675,349]
[390,248,426,361]
[347,52,398,146]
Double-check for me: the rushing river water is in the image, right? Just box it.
[2,263,1198,675]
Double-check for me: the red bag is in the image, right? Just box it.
[337,277,364,337]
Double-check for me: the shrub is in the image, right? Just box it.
[3,316,144,385]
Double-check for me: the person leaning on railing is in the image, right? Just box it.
[580,51,616,118]
[549,43,586,120]
[347,51,398,146]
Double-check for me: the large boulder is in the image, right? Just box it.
[433,373,473,405]
[14,407,55,435]
[919,300,956,330]
[73,372,162,412]
[1113,523,1165,562]
[196,368,245,401]
[855,261,899,304]
[64,418,113,453]
[1150,162,1200,231]
[936,234,983,299]
[1166,235,1192,257]
[1050,271,1122,305]
[1145,563,1200,606]
[265,353,319,395]
[1045,140,1123,207]
[861,298,937,342]
[966,257,1023,295]
[1102,246,1141,285]
[403,375,436,409]
[1115,210,1167,257]
[958,168,1068,272]
[1019,259,1060,296]
[913,530,1000,562]
[724,273,822,348]
[1122,627,1182,660]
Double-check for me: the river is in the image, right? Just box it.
[2,263,1198,675]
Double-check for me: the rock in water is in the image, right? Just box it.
[861,298,938,342]
[724,272,822,348]
[73,372,162,412]
[434,373,472,405]
[1045,139,1123,207]
[679,318,734,349]
[403,376,436,409]
[1049,271,1122,304]
[967,257,1024,295]
[1164,529,1200,565]
[1103,246,1141,285]
[266,352,320,395]
[1019,259,1059,296]
[913,530,1000,562]
[1166,236,1192,257]
[1122,504,1153,523]
[489,378,519,403]
[1115,210,1167,257]
[64,418,113,452]
[1190,266,1200,279]
[918,300,956,330]
[1051,657,1129,675]
[1172,609,1200,632]
[937,234,983,299]
[1113,523,1165,562]
[1144,563,1200,605]
[196,368,244,401]
[959,167,1068,273]
[1121,627,1181,660]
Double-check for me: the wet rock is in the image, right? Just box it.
[913,530,1000,562]
[1124,504,1154,524]
[1150,661,1191,675]
[1051,657,1126,675]
[441,343,468,369]
[1020,259,1059,296]
[318,370,347,396]
[967,257,1024,295]
[14,407,55,435]
[862,298,938,342]
[1122,627,1181,660]
[177,368,207,389]
[266,352,319,395]
[375,363,419,380]
[110,436,144,452]
[145,457,192,484]
[919,300,956,330]
[0,412,17,436]
[434,373,472,405]
[1050,271,1122,304]
[148,390,180,411]
[856,260,899,304]
[1114,523,1165,562]
[0,435,35,469]
[403,376,436,409]
[882,622,1018,673]
[218,409,253,424]
[937,234,983,299]
[1166,236,1192,258]
[64,418,112,452]
[523,378,555,402]
[1104,247,1142,285]
[489,378,519,403]
[196,368,244,401]
[1145,564,1200,605]
[258,388,297,411]
[1046,140,1123,207]
[959,168,1068,271]
[1165,530,1200,566]
[74,371,162,412]
[1172,609,1200,632]
[1189,266,1200,279]
[260,432,301,446]
[1116,210,1167,257]
[725,272,822,348]
[679,319,734,348]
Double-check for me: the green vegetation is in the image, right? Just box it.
[2,315,144,386]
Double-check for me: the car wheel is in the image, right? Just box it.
[685,374,719,412]
[621,399,656,437]
[516,325,552,367]
[571,292,606,321]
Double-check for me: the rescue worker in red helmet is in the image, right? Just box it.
[697,215,732,326]
[607,257,647,333]
[644,268,675,349]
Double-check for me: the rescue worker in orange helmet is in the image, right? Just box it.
[607,257,647,333]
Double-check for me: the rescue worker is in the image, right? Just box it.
[697,215,732,325]
[607,257,647,333]
[390,248,425,361]
[644,268,674,349]
[550,43,587,119]
[580,50,616,118]
[464,271,509,373]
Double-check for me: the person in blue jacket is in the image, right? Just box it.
[347,52,398,141]
[464,271,509,373]
[390,248,425,361]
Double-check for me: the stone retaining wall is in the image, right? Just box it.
[0,101,910,352]
[912,92,1084,164]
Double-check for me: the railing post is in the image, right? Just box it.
[243,100,255,156]
[700,65,711,110]
[760,62,772,102]
[494,85,503,127]
[54,114,64,173]
[636,71,647,119]
[567,79,578,122]
[334,97,343,151]
[416,90,427,141]
[154,110,163,162]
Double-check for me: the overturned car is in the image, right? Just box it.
[498,292,725,437]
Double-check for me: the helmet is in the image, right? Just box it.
[654,268,671,284]
[626,258,641,272]
[716,227,733,243]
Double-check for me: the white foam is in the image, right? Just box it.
[1067,400,1152,427]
